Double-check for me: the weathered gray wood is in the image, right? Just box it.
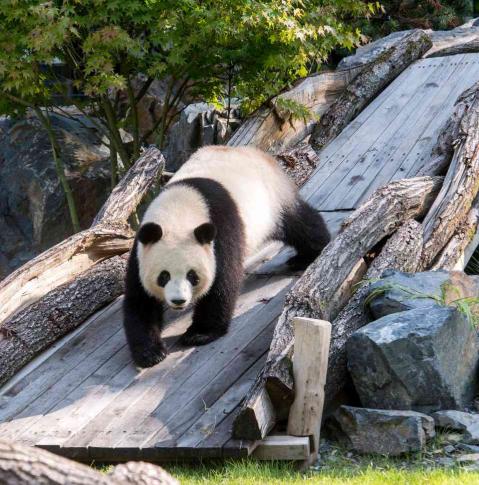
[421,81,479,269]
[0,256,126,387]
[233,177,441,441]
[310,30,432,150]
[0,440,178,485]
[287,318,331,457]
[427,38,479,58]
[253,435,310,460]
[0,146,164,325]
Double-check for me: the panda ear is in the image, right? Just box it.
[138,222,162,245]
[194,223,216,245]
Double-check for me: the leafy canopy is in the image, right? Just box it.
[0,0,376,116]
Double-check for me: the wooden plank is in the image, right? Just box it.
[333,55,468,210]
[301,58,444,205]
[287,318,331,458]
[307,58,450,210]
[90,280,292,450]
[60,276,291,450]
[367,55,477,195]
[253,435,310,460]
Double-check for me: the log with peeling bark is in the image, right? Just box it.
[0,147,164,325]
[0,256,127,386]
[310,30,432,151]
[0,439,178,485]
[420,81,479,269]
[227,68,361,153]
[233,177,442,440]
[426,38,479,58]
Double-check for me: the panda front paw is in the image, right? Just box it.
[180,329,226,347]
[131,342,168,368]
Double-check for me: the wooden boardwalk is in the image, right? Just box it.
[1,53,479,462]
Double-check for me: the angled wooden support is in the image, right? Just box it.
[287,317,331,461]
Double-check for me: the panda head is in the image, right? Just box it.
[136,221,217,310]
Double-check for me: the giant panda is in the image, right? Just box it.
[124,145,330,368]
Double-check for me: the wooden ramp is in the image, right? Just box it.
[1,53,479,462]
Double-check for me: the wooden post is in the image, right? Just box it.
[287,317,331,460]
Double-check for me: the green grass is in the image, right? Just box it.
[165,459,479,485]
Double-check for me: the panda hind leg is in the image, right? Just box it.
[280,197,330,270]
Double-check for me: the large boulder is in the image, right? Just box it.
[328,406,435,456]
[433,411,479,445]
[347,306,479,413]
[0,113,110,279]
[367,270,479,319]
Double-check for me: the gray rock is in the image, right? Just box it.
[433,411,479,445]
[458,443,479,453]
[328,406,435,456]
[444,445,456,454]
[0,113,110,279]
[163,102,241,171]
[347,306,479,413]
[367,269,479,320]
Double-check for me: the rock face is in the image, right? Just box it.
[347,306,479,413]
[163,102,241,171]
[0,113,110,279]
[433,411,479,445]
[328,406,435,455]
[367,269,479,319]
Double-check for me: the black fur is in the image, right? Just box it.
[175,178,245,346]
[194,222,217,245]
[276,198,330,269]
[138,222,162,245]
[123,239,167,367]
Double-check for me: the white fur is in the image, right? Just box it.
[137,146,296,308]
[172,146,296,256]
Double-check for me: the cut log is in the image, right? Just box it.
[0,256,126,386]
[417,82,478,176]
[234,176,442,440]
[287,317,331,457]
[275,143,320,187]
[227,68,361,153]
[431,196,479,271]
[310,30,432,151]
[426,39,479,58]
[0,439,178,485]
[0,147,165,325]
[421,82,479,269]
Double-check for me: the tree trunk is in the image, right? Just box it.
[0,256,126,386]
[426,39,479,58]
[0,147,164,325]
[233,176,442,440]
[310,30,432,151]
[0,439,178,485]
[420,82,479,269]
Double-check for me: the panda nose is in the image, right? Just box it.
[172,299,186,306]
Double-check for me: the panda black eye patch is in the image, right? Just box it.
[157,271,170,287]
[187,269,199,286]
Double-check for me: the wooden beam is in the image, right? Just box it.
[253,435,310,461]
[287,317,331,458]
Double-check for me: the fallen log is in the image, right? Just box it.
[421,82,479,269]
[227,68,361,153]
[0,256,126,386]
[426,38,479,58]
[310,30,432,151]
[233,177,442,440]
[0,147,164,325]
[431,196,479,271]
[0,439,178,485]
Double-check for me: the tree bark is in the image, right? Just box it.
[0,439,178,485]
[426,39,479,58]
[310,30,432,151]
[233,176,442,440]
[0,147,164,325]
[420,82,479,269]
[227,68,361,153]
[0,256,126,387]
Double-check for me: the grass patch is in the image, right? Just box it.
[166,459,479,485]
